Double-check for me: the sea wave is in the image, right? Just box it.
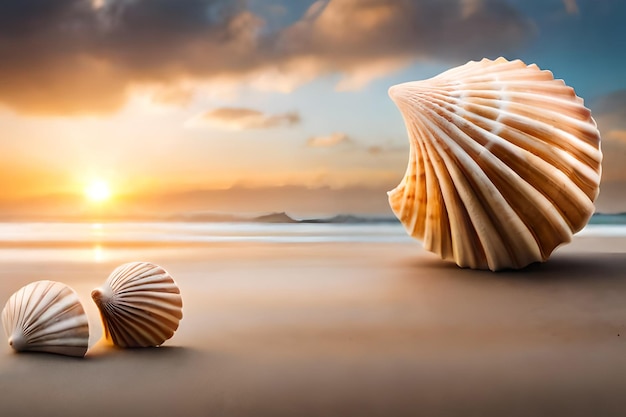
[0,222,624,247]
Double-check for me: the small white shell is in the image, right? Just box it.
[1,280,89,357]
[91,262,183,348]
[388,57,602,271]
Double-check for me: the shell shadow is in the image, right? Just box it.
[4,349,89,362]
[3,341,202,363]
[515,253,626,282]
[85,339,202,361]
[402,252,626,283]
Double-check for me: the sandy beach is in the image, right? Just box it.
[1,235,626,417]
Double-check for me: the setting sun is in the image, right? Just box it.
[85,180,112,203]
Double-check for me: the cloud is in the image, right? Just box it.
[307,132,351,147]
[592,90,626,126]
[151,86,195,107]
[591,91,626,156]
[364,137,408,156]
[198,107,300,130]
[367,146,384,155]
[607,130,626,143]
[563,0,579,14]
[284,0,521,60]
[587,90,626,213]
[273,0,532,90]
[0,0,533,115]
[595,109,626,210]
[367,145,402,155]
[0,0,261,115]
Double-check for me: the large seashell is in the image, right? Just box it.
[388,57,602,271]
[1,280,89,357]
[91,262,183,348]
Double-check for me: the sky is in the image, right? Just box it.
[1,0,625,219]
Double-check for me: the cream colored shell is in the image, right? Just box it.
[388,57,602,271]
[91,262,183,348]
[1,280,89,357]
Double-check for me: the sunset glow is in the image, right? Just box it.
[0,0,624,220]
[85,180,112,203]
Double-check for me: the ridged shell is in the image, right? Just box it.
[91,262,183,348]
[388,57,602,271]
[1,280,89,357]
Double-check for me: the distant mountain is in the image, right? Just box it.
[166,212,241,222]
[253,212,298,223]
[171,211,397,224]
[165,211,290,223]
[300,214,399,224]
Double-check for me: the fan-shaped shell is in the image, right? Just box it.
[388,57,602,271]
[91,262,183,348]
[1,280,89,357]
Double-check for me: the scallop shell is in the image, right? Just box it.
[1,280,89,357]
[91,262,183,348]
[388,57,602,271]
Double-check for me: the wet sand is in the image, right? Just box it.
[1,237,626,417]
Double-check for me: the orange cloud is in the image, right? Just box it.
[591,91,626,212]
[0,0,533,115]
[276,0,532,91]
[593,90,626,142]
[589,90,626,183]
[607,130,626,143]
[307,132,351,147]
[563,0,580,14]
[198,107,300,130]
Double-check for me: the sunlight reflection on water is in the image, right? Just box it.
[92,244,105,263]
[0,222,622,264]
[0,222,415,244]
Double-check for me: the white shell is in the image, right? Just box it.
[91,262,183,348]
[1,280,89,357]
[388,57,602,271]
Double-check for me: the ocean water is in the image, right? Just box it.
[0,221,625,245]
[0,221,623,264]
[0,222,413,263]
[0,222,410,244]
